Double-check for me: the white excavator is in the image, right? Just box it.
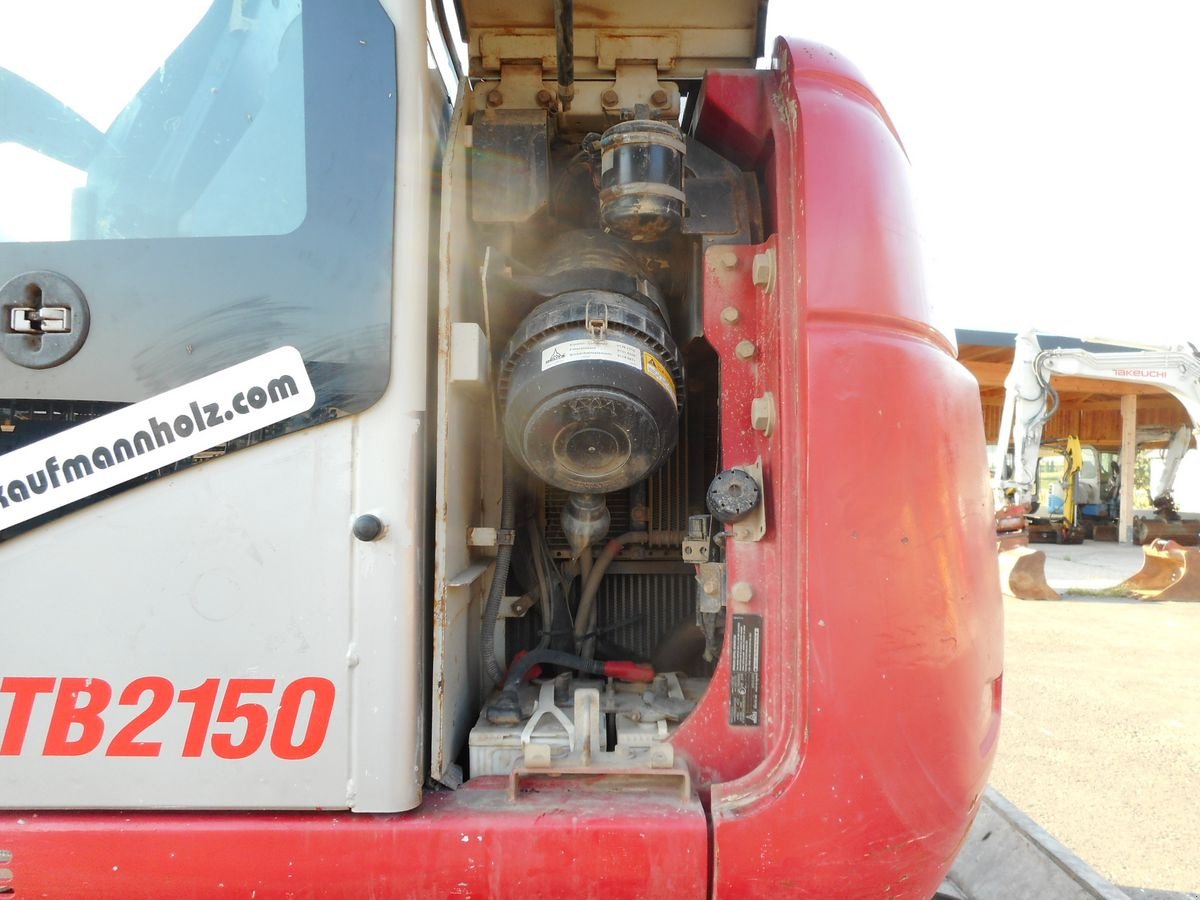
[993,330,1200,600]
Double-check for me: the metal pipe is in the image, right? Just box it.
[480,457,517,685]
[553,0,574,110]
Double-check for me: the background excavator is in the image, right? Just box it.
[1024,435,1086,545]
[994,330,1200,600]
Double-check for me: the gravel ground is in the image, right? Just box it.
[990,542,1200,893]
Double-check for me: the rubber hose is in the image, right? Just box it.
[503,648,606,693]
[575,531,648,657]
[487,647,606,726]
[481,457,517,685]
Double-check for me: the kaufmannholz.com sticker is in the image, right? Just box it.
[0,346,315,531]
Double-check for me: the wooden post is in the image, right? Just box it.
[1119,394,1138,543]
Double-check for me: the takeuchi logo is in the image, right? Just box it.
[1114,369,1167,378]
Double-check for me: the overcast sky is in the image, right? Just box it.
[767,1,1200,346]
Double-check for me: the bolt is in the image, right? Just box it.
[720,306,741,325]
[752,248,777,292]
[651,89,669,107]
[601,89,620,107]
[751,391,777,436]
[730,582,753,604]
[717,251,738,269]
[536,89,552,106]
[486,89,503,108]
[702,578,720,596]
[735,340,757,360]
[352,514,384,542]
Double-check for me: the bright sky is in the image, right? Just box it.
[768,1,1200,346]
[6,1,1200,344]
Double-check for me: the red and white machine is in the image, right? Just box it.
[0,1,1002,895]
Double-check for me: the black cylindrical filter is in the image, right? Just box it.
[499,289,682,494]
[598,120,685,242]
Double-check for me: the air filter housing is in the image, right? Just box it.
[499,289,681,494]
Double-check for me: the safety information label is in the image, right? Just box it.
[642,350,676,398]
[729,614,763,727]
[0,346,315,531]
[541,338,642,372]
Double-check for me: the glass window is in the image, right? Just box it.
[1,0,400,540]
[1080,447,1098,479]
[0,0,306,243]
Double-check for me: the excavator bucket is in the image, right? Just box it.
[1132,517,1200,546]
[1118,540,1200,601]
[998,545,1060,601]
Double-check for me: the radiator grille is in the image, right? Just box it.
[510,432,695,661]
[595,573,695,660]
[0,399,127,453]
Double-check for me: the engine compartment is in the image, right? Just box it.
[433,71,764,785]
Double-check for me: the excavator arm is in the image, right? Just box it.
[994,331,1200,600]
[996,331,1200,511]
[992,331,1053,511]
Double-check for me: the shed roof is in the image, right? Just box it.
[955,329,1190,449]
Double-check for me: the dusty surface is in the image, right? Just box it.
[990,541,1200,892]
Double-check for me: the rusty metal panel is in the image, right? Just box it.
[430,81,494,786]
[459,0,764,77]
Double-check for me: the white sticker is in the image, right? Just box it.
[0,346,316,531]
[542,339,642,372]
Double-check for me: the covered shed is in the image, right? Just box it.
[956,329,1194,542]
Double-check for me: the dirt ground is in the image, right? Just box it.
[990,542,1200,893]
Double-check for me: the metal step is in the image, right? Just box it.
[936,788,1195,900]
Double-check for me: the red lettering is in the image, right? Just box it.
[178,678,221,758]
[211,678,274,760]
[3,675,334,759]
[271,677,336,760]
[105,677,174,757]
[1115,369,1166,378]
[43,677,112,756]
[0,677,56,755]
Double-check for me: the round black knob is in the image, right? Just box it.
[352,514,384,542]
[706,469,761,523]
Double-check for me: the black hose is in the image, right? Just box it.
[481,456,517,685]
[504,648,605,692]
[486,647,606,724]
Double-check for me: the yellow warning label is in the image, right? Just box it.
[643,351,676,399]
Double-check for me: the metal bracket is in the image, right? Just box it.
[584,299,609,340]
[729,458,767,542]
[467,527,516,547]
[682,514,714,562]
[694,561,725,614]
[499,593,537,619]
[521,682,579,755]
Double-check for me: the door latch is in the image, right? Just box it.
[10,306,72,334]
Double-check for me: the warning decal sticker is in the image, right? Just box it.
[0,346,315,531]
[729,614,763,727]
[642,351,676,398]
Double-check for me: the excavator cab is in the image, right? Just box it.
[1026,437,1086,545]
